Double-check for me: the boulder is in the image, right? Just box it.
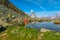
[40,28,51,32]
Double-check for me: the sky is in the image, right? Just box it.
[9,0,60,18]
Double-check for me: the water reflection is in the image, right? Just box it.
[27,22,60,32]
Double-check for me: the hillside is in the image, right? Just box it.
[0,0,27,16]
[0,0,29,26]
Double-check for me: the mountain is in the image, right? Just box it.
[0,0,30,26]
[0,0,28,16]
[53,14,60,20]
[40,14,60,20]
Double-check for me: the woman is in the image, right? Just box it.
[23,17,29,27]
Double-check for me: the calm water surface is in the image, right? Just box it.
[27,22,60,32]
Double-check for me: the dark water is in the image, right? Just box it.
[0,26,6,33]
[27,22,60,32]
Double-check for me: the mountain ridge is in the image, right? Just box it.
[0,0,28,16]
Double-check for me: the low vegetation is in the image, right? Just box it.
[0,25,39,40]
[0,25,60,40]
[53,20,60,24]
[41,31,60,40]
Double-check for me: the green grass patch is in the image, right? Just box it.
[41,31,60,40]
[0,26,39,40]
[0,25,60,40]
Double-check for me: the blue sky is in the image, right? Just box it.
[9,0,60,17]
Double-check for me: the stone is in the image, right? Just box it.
[40,28,51,32]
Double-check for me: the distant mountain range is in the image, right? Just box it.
[40,14,60,20]
[53,14,60,20]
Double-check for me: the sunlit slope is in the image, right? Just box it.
[0,0,28,16]
[0,0,29,26]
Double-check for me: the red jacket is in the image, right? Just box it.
[23,19,28,24]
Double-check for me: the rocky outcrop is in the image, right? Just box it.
[0,0,27,16]
[40,28,51,32]
[0,0,30,26]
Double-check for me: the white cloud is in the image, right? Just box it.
[30,10,34,12]
[25,10,60,18]
[26,0,46,11]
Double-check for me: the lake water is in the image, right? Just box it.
[27,22,60,32]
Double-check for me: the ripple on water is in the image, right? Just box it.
[26,22,60,32]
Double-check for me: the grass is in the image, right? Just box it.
[41,31,60,40]
[53,20,60,24]
[0,25,60,40]
[0,25,39,40]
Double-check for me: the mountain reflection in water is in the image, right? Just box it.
[27,22,60,32]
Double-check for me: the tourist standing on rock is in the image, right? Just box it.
[23,17,29,27]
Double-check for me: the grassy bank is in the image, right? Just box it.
[41,31,60,40]
[53,20,60,24]
[0,25,39,40]
[0,25,60,40]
